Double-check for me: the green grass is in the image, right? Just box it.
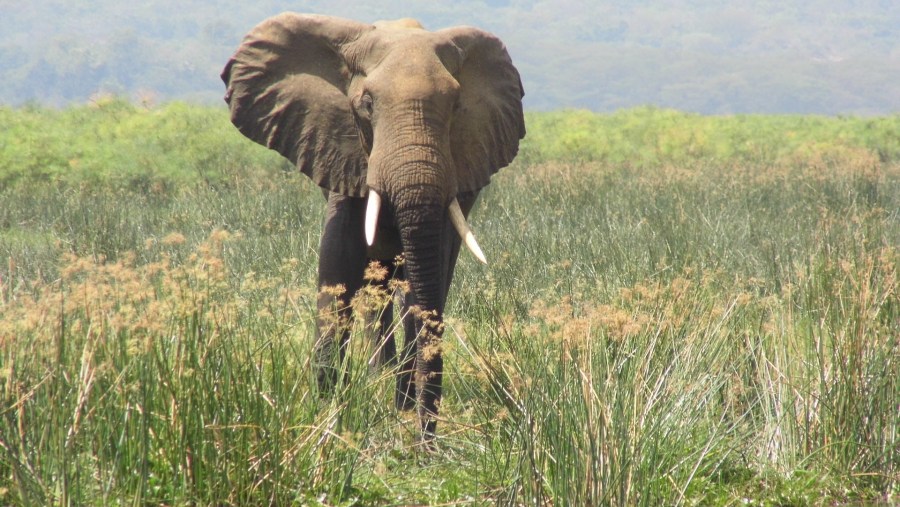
[1,103,898,505]
[520,107,900,167]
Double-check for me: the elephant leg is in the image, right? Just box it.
[416,315,444,439]
[395,286,418,411]
[365,258,398,371]
[314,193,368,395]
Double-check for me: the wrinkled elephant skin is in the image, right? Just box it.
[222,13,525,441]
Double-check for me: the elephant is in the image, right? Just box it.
[221,13,525,441]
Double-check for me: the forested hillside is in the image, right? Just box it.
[2,0,899,114]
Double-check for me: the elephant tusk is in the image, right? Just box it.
[449,198,487,265]
[365,190,381,246]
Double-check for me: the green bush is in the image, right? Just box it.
[0,98,288,190]
[2,102,898,189]
[518,106,900,167]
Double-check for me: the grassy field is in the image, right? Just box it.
[1,101,898,505]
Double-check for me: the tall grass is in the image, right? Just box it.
[451,155,898,505]
[1,103,898,505]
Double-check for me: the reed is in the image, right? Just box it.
[1,103,897,505]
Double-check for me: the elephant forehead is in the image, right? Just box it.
[347,30,461,76]
[373,18,424,30]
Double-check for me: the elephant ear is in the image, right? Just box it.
[441,27,526,193]
[222,13,372,197]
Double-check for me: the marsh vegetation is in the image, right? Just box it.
[1,101,897,505]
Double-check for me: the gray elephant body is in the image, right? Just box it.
[222,13,524,440]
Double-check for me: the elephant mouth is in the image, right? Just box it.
[364,189,487,264]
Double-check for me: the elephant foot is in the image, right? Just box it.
[418,418,438,450]
[395,372,416,411]
[315,366,340,397]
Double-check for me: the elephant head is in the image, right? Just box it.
[221,13,524,439]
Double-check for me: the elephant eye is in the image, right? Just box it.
[359,93,374,115]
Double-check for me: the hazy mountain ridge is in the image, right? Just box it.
[2,0,898,114]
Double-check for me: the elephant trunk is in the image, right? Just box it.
[368,116,458,437]
[394,198,446,311]
[379,153,451,314]
[366,122,487,263]
[392,185,449,439]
